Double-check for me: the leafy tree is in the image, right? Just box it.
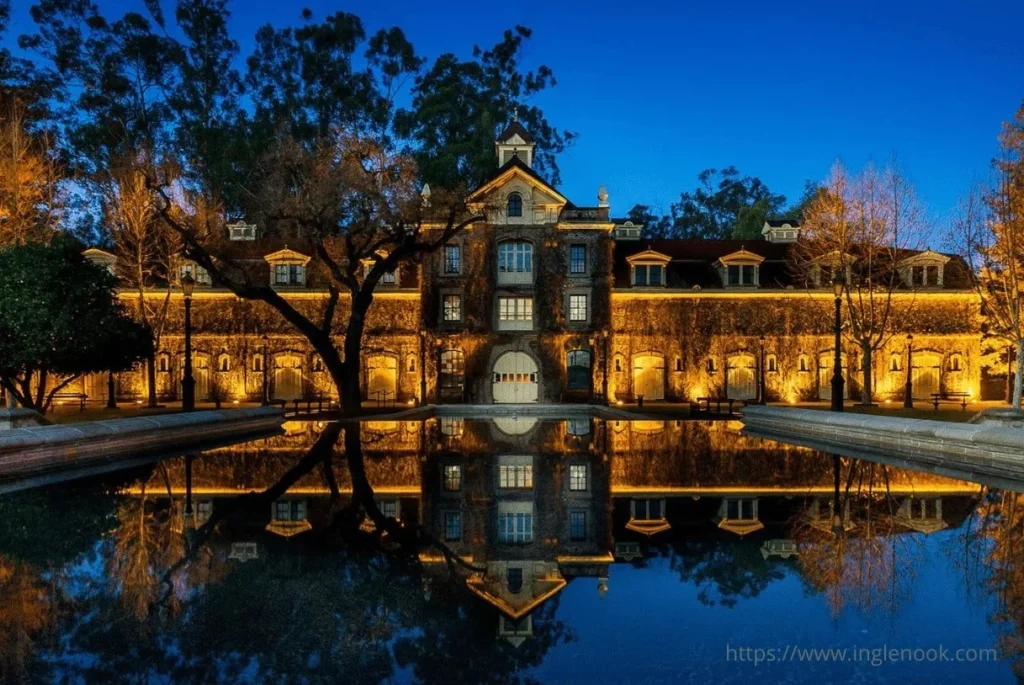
[626,203,672,239]
[0,98,64,246]
[959,102,1024,410]
[394,25,576,188]
[0,239,152,412]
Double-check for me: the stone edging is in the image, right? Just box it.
[0,407,284,479]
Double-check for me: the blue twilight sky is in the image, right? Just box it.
[8,0,1024,225]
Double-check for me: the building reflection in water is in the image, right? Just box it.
[111,416,985,647]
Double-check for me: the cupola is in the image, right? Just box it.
[495,114,536,168]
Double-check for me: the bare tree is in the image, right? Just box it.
[796,158,927,404]
[150,130,480,414]
[103,159,177,407]
[960,105,1024,410]
[0,98,62,246]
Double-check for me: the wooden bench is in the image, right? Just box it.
[52,393,88,411]
[696,396,737,416]
[931,392,970,411]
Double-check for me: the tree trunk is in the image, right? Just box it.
[1009,344,1017,406]
[859,340,874,405]
[1014,339,1023,411]
[146,353,158,408]
[341,294,371,416]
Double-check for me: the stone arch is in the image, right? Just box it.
[492,351,539,403]
[631,352,665,401]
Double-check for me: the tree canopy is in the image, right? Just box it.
[0,239,152,412]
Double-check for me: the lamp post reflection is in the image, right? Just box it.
[904,333,914,409]
[831,276,845,412]
[181,273,196,412]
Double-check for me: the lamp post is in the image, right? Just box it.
[757,334,766,405]
[831,276,845,412]
[904,333,914,409]
[181,273,196,412]
[106,370,116,409]
[261,333,270,406]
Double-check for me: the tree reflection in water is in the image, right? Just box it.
[1,417,1023,681]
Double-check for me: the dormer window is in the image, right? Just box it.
[717,248,764,288]
[507,192,523,218]
[264,249,311,288]
[362,258,396,285]
[627,249,671,287]
[898,251,950,289]
[227,221,257,241]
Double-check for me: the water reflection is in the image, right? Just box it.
[0,417,1020,682]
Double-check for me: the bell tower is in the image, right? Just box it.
[495,112,536,168]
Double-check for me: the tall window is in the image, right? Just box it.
[440,350,465,392]
[443,464,462,492]
[568,294,588,322]
[569,464,588,492]
[567,350,591,390]
[444,512,462,541]
[498,512,533,543]
[569,244,587,274]
[180,263,211,284]
[273,264,305,285]
[633,264,663,286]
[498,242,533,274]
[507,192,523,217]
[443,294,462,322]
[253,355,263,372]
[443,244,461,274]
[570,511,587,541]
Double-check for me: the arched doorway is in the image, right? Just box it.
[912,352,942,400]
[273,353,304,401]
[726,353,756,400]
[82,372,108,403]
[365,355,398,402]
[632,355,665,401]
[180,354,210,400]
[492,352,538,403]
[818,351,848,401]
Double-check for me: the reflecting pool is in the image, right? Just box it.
[0,417,1021,683]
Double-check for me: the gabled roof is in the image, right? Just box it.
[717,248,766,265]
[497,120,535,144]
[465,573,566,620]
[626,248,672,264]
[898,249,952,266]
[263,248,312,265]
[467,154,567,205]
[764,218,801,229]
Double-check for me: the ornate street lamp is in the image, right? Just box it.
[181,273,196,412]
[261,333,270,406]
[904,333,915,409]
[757,334,767,405]
[831,275,845,412]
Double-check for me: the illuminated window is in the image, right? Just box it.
[440,350,465,392]
[217,354,230,372]
[497,297,533,328]
[568,294,588,322]
[443,294,462,322]
[443,244,461,274]
[312,357,324,372]
[443,464,462,492]
[570,511,587,541]
[499,456,533,488]
[569,464,588,492]
[444,512,462,541]
[507,192,523,217]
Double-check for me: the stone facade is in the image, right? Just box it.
[87,123,984,406]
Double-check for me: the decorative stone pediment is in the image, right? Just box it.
[263,248,311,266]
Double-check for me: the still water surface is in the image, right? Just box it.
[0,417,1019,683]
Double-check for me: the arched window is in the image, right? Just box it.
[507,567,524,593]
[614,356,623,372]
[798,355,810,373]
[217,354,230,372]
[507,192,523,218]
[253,355,264,372]
[407,355,416,372]
[948,353,964,372]
[889,353,902,372]
[567,350,592,390]
[766,354,778,373]
[312,356,324,372]
[157,353,170,373]
[706,358,717,374]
